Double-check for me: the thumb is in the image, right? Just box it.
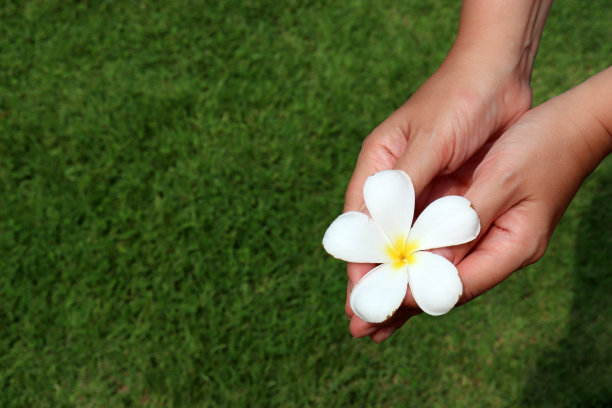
[345,124,446,212]
[392,134,447,199]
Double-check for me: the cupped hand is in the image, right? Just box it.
[343,48,533,340]
[351,68,612,342]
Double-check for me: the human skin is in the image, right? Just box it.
[344,0,553,210]
[350,66,612,342]
[342,0,561,341]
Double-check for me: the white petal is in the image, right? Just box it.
[408,251,462,316]
[350,263,409,323]
[408,196,480,251]
[322,212,391,263]
[363,170,415,242]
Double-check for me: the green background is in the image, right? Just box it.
[1,1,611,406]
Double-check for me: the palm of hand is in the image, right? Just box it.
[343,63,536,341]
[348,105,588,342]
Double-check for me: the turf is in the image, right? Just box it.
[1,0,611,406]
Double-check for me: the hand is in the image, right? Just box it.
[343,0,555,341]
[351,67,612,342]
[343,50,533,340]
[344,0,554,210]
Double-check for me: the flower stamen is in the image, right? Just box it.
[387,237,418,269]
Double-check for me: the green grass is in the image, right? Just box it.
[1,0,611,406]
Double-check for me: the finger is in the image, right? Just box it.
[393,134,447,199]
[344,123,408,212]
[370,325,401,343]
[457,228,526,302]
[349,306,419,340]
[465,165,520,240]
[348,268,421,339]
[345,280,353,318]
[346,261,421,319]
[413,139,496,211]
[368,308,421,343]
[349,314,379,338]
[456,203,548,303]
[434,153,523,265]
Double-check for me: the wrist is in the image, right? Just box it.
[448,39,532,84]
[437,44,534,127]
[582,68,612,159]
[452,0,552,83]
[545,69,612,176]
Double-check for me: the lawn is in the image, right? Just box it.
[1,0,611,407]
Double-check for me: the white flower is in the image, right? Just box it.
[322,170,480,323]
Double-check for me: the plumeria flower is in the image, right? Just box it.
[322,170,480,323]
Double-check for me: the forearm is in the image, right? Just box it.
[584,67,612,157]
[557,66,612,171]
[451,0,553,81]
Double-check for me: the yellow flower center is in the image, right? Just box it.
[386,236,418,269]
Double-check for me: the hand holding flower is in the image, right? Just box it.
[344,66,612,343]
[324,170,480,322]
